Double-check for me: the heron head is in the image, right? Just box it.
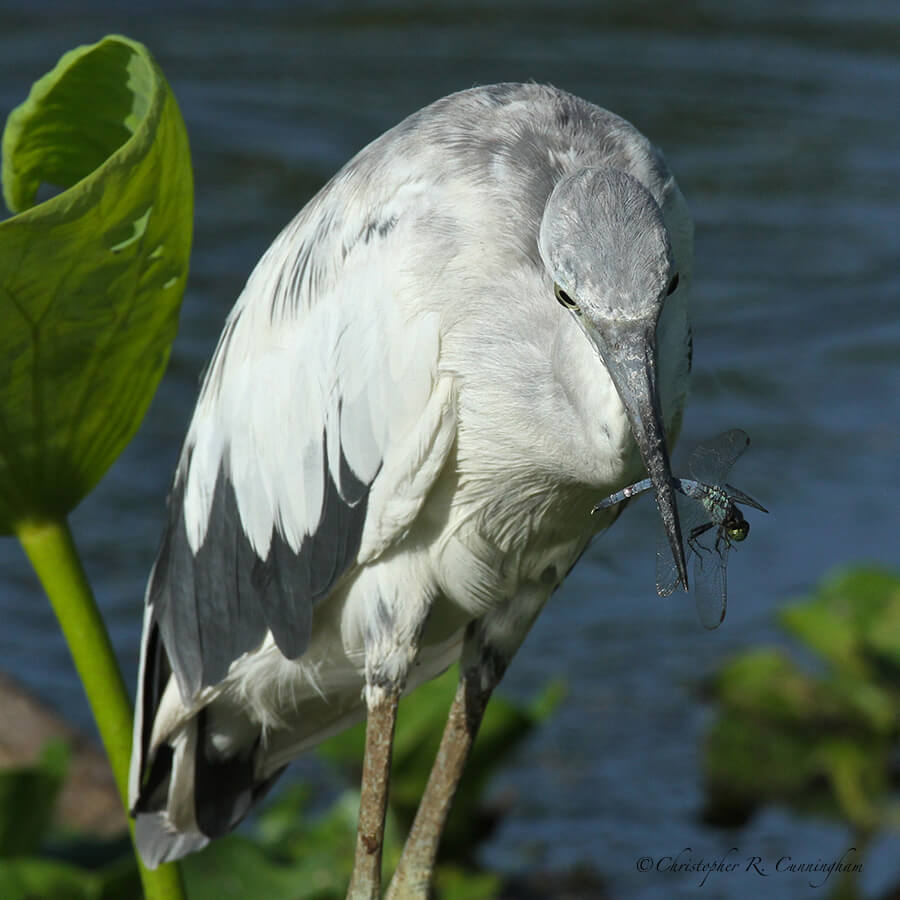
[538,166,688,589]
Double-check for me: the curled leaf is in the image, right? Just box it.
[0,35,193,532]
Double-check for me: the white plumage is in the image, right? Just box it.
[129,83,693,873]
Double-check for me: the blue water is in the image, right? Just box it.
[2,3,899,897]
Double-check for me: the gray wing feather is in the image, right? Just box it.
[143,122,448,700]
[149,441,372,697]
[150,499,203,695]
[134,814,209,869]
[182,466,267,687]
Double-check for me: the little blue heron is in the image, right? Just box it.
[128,82,693,898]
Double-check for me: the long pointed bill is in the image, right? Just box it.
[592,319,689,591]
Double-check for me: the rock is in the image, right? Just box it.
[0,670,126,837]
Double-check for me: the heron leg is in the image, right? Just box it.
[385,653,497,900]
[347,684,401,900]
[386,585,547,898]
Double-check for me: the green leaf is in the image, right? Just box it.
[815,738,887,830]
[0,857,101,900]
[712,649,820,722]
[433,863,502,900]
[0,740,69,857]
[251,787,359,893]
[0,34,192,532]
[704,568,900,834]
[182,791,384,900]
[780,568,900,677]
[181,837,313,900]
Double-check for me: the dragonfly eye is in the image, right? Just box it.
[727,521,750,542]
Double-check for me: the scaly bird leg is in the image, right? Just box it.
[347,685,400,900]
[385,661,494,899]
[387,585,548,899]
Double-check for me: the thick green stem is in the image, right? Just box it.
[17,517,185,900]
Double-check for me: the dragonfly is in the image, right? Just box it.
[594,429,768,629]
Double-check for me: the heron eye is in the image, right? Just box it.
[728,521,750,542]
[666,272,680,296]
[554,284,579,312]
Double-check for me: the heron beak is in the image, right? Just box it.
[591,318,689,590]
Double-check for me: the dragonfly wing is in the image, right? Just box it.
[693,540,728,629]
[688,429,750,485]
[655,535,680,597]
[723,482,769,513]
[655,490,708,597]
